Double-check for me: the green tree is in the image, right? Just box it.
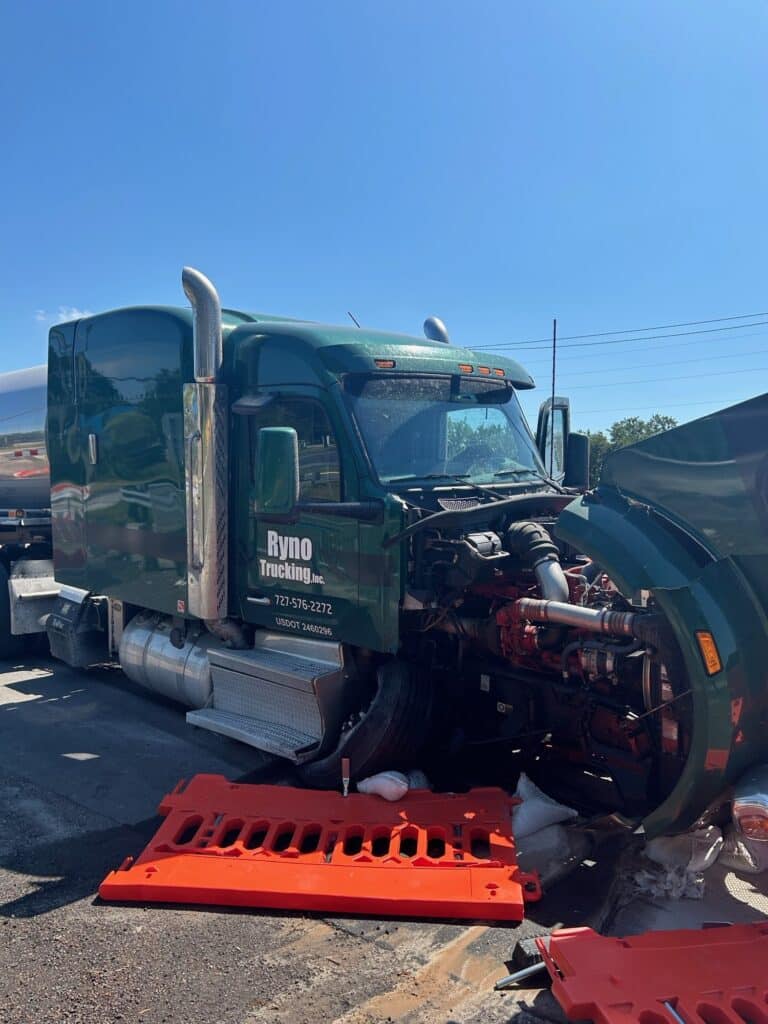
[586,413,677,487]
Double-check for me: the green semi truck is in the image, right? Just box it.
[3,267,767,838]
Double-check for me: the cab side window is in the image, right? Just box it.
[250,398,341,502]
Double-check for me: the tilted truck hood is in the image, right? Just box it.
[600,393,768,606]
[556,394,768,836]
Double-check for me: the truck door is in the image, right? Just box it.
[235,392,364,646]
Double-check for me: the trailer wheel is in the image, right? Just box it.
[298,659,433,790]
[0,563,24,660]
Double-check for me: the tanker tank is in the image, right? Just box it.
[0,365,50,510]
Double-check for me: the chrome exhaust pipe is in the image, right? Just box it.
[182,267,228,622]
[183,266,222,382]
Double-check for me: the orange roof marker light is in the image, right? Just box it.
[493,368,505,377]
[458,363,473,373]
[478,366,491,375]
[374,359,396,369]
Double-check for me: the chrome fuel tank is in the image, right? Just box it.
[0,365,49,510]
[119,612,223,708]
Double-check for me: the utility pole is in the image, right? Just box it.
[549,318,557,478]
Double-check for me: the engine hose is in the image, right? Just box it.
[516,597,637,636]
[505,522,569,648]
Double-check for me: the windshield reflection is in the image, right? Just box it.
[343,374,547,485]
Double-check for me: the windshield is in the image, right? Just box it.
[343,374,548,485]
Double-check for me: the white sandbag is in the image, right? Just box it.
[645,825,723,873]
[356,770,409,801]
[406,769,432,791]
[512,773,578,839]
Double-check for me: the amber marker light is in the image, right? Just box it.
[458,364,473,373]
[695,630,722,675]
[478,366,491,375]
[374,359,396,369]
[493,368,505,377]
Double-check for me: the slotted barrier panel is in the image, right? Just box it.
[537,924,768,1024]
[99,774,541,920]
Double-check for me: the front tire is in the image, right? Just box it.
[298,659,433,789]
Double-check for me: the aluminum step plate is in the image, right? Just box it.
[186,708,318,762]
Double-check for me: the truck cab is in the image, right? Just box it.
[35,268,768,839]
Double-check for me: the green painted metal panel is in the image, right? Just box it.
[557,421,768,836]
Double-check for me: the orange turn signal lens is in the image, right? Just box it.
[478,366,491,375]
[374,359,396,369]
[695,630,722,676]
[458,364,473,373]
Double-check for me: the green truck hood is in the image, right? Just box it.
[556,393,768,836]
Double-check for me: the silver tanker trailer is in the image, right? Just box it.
[0,365,59,654]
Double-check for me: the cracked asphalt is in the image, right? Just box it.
[0,656,617,1024]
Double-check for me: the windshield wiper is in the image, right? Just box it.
[387,473,506,501]
[493,468,541,479]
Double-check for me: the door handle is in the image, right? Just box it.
[88,433,99,466]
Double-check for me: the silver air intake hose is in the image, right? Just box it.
[515,597,637,637]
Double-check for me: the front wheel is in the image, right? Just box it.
[298,659,433,790]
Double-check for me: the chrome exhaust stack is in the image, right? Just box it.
[182,266,228,622]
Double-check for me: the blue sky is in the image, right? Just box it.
[1,1,766,432]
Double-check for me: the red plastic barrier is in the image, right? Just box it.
[100,774,541,920]
[537,924,768,1024]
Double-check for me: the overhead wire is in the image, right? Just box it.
[487,310,768,347]
[478,319,768,352]
[566,364,768,390]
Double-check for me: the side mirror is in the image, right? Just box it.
[563,432,590,490]
[255,427,299,515]
[536,396,571,481]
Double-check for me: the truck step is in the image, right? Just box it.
[192,633,347,764]
[186,708,318,762]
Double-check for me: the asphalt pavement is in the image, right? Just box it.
[3,653,763,1023]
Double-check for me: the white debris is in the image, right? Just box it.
[512,772,578,839]
[718,825,768,874]
[632,865,706,900]
[356,770,409,801]
[645,825,723,873]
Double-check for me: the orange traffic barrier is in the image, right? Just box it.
[100,774,541,920]
[537,923,768,1024]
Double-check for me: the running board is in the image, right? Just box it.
[187,632,347,764]
[186,708,318,762]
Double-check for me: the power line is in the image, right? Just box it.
[576,394,759,416]
[566,364,768,390]
[553,348,768,380]
[519,331,768,367]
[478,319,768,353]
[484,310,768,348]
